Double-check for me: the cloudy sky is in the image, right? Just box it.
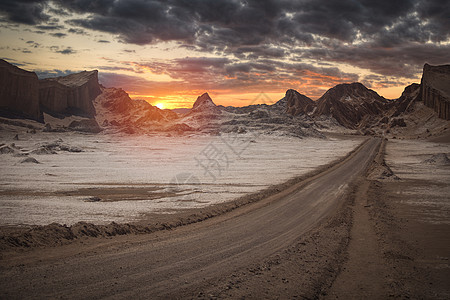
[1,0,449,108]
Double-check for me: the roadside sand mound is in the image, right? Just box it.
[367,160,400,181]
[0,223,75,249]
[20,157,40,164]
[0,222,144,250]
[422,153,450,166]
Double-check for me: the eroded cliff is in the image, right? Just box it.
[39,71,101,117]
[0,59,41,120]
[420,64,450,120]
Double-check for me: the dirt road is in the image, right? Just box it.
[0,138,380,299]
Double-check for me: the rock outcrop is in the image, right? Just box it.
[420,64,450,120]
[313,82,389,129]
[285,89,315,116]
[0,59,41,120]
[39,71,101,117]
[94,87,177,132]
[191,93,220,114]
[68,119,102,133]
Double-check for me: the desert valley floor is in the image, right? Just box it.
[0,127,449,299]
[0,130,361,226]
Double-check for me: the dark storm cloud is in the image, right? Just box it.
[26,41,41,48]
[0,0,49,25]
[54,0,450,79]
[299,43,450,78]
[61,0,198,45]
[49,46,76,55]
[1,0,449,83]
[53,1,449,45]
[50,32,67,38]
[36,24,64,30]
[415,0,450,42]
[2,0,449,49]
[283,0,419,41]
[68,28,87,35]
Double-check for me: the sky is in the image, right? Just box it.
[0,0,449,109]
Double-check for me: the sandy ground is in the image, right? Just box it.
[0,138,379,299]
[326,138,450,299]
[0,129,361,226]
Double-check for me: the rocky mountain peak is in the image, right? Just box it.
[189,92,222,117]
[192,92,216,111]
[320,82,384,103]
[314,82,388,129]
[285,89,315,116]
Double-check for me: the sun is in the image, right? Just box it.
[155,102,165,109]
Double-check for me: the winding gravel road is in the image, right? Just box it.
[0,138,380,299]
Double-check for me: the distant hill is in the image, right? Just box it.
[313,82,390,129]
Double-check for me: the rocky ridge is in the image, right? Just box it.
[0,59,449,138]
[285,82,390,129]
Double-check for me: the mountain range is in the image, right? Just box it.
[0,59,449,139]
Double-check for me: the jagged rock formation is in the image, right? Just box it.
[0,59,41,120]
[285,89,315,116]
[178,92,222,132]
[39,71,101,117]
[94,87,177,132]
[420,64,450,120]
[313,83,389,129]
[190,93,221,114]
